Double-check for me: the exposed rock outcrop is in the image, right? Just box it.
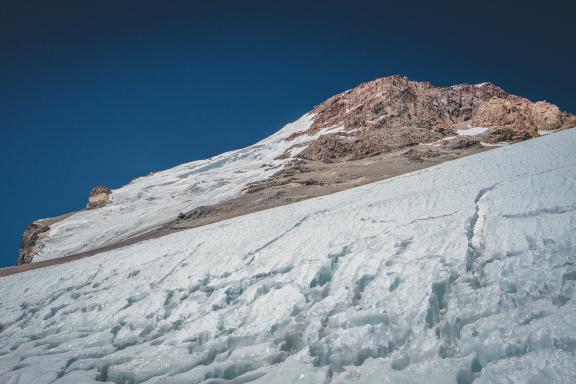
[402,148,443,162]
[176,205,222,221]
[286,76,576,162]
[298,129,441,162]
[18,221,50,265]
[87,185,112,209]
[441,136,482,150]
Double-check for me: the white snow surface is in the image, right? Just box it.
[456,127,488,136]
[33,114,320,262]
[1,130,576,383]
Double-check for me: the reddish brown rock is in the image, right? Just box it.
[307,78,509,135]
[285,76,575,163]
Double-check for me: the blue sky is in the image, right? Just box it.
[1,0,574,267]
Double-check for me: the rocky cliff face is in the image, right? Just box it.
[16,185,111,265]
[17,212,77,265]
[18,222,50,265]
[286,76,576,161]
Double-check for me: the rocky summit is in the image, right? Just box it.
[288,76,575,161]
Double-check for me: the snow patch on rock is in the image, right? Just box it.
[456,127,488,136]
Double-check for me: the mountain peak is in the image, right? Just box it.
[12,76,576,266]
[285,76,574,147]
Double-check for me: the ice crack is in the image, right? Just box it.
[465,185,495,273]
[502,204,576,219]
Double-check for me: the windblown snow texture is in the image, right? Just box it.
[32,114,322,262]
[1,130,576,383]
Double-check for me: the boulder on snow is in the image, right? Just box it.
[87,185,112,209]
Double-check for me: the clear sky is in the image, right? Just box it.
[1,0,574,267]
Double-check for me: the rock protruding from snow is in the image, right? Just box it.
[311,76,575,136]
[86,185,112,209]
[17,212,78,265]
[297,128,442,162]
[17,221,50,265]
[285,76,575,161]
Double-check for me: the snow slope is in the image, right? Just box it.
[1,130,575,383]
[33,114,325,262]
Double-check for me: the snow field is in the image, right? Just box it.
[0,129,575,383]
[34,114,319,262]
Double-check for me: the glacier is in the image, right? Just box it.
[1,129,575,383]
